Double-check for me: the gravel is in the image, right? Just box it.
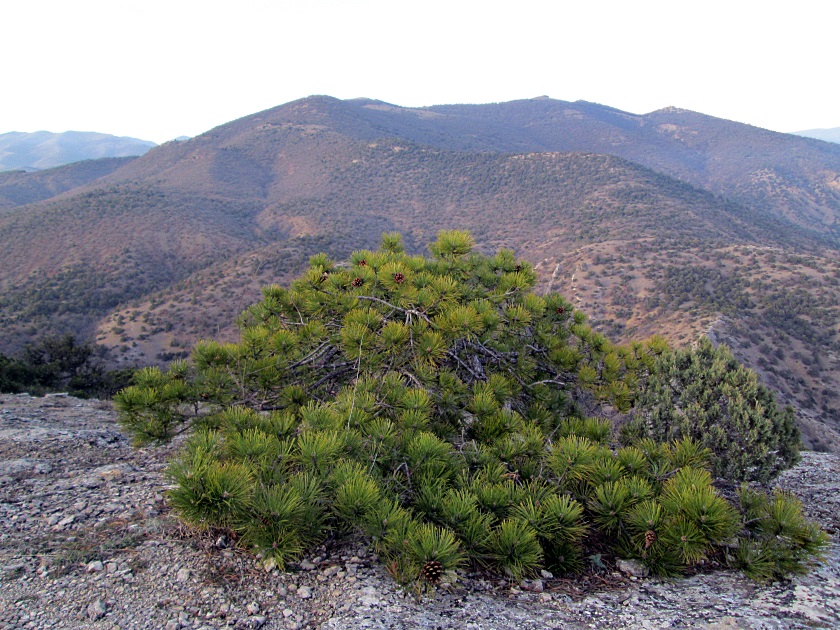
[1,393,838,629]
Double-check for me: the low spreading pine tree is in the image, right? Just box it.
[116,231,825,588]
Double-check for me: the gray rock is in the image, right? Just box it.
[616,558,650,578]
[1,562,28,578]
[358,586,380,607]
[296,585,312,599]
[87,598,107,620]
[0,458,35,477]
[86,560,104,573]
[34,461,53,474]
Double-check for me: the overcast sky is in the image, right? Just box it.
[2,0,836,144]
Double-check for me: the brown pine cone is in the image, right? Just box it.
[420,560,444,584]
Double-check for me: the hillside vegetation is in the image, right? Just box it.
[1,95,839,451]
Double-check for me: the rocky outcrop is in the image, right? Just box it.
[1,393,838,629]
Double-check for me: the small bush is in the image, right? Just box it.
[625,339,800,482]
[730,486,829,580]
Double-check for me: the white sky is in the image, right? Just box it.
[1,0,837,144]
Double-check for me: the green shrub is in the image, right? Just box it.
[115,232,824,589]
[0,334,135,398]
[730,486,829,580]
[625,339,800,482]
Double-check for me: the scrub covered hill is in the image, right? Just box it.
[0,157,139,210]
[1,95,839,450]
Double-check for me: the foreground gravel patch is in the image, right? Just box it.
[1,393,837,629]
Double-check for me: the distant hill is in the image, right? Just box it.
[0,157,138,210]
[1,95,839,451]
[792,127,840,144]
[0,131,156,172]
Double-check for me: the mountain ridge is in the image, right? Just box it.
[0,157,138,210]
[0,131,156,172]
[3,95,840,451]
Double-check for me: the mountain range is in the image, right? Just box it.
[793,127,840,144]
[0,131,156,172]
[2,95,839,451]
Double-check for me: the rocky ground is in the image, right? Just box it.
[0,393,838,630]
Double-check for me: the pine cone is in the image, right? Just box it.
[351,277,364,287]
[393,272,406,284]
[556,307,565,314]
[358,259,368,267]
[420,560,444,584]
[645,530,657,549]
